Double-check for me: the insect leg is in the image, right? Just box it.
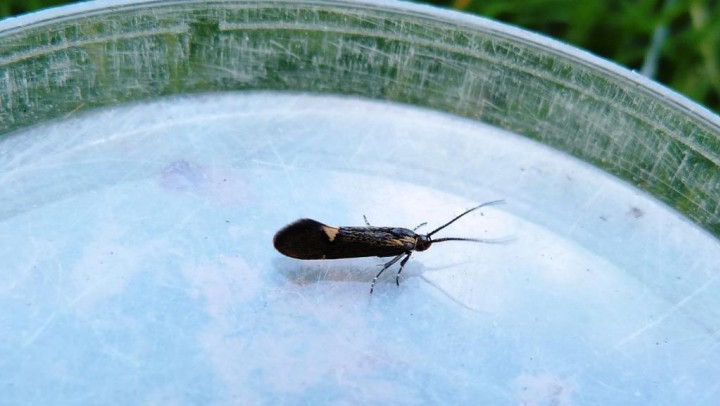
[395,252,413,286]
[412,222,427,232]
[370,252,406,294]
[363,215,371,226]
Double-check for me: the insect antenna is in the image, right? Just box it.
[426,199,506,238]
[432,236,514,244]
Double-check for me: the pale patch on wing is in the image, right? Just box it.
[391,236,416,249]
[403,236,417,248]
[322,226,340,242]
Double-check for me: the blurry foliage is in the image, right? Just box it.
[1,0,719,114]
[0,0,75,18]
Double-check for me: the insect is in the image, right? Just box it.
[273,200,506,293]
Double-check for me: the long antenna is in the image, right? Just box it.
[426,199,505,237]
[432,236,514,244]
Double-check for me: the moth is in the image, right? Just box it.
[273,200,505,293]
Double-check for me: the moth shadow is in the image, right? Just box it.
[273,256,426,288]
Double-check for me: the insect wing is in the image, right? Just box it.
[273,220,416,260]
[324,227,414,259]
[273,219,334,259]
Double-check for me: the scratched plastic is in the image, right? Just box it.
[1,1,720,404]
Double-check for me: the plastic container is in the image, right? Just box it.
[1,1,719,404]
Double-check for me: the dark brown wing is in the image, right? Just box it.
[273,219,335,259]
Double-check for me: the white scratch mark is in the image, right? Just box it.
[610,272,720,350]
[0,25,191,65]
[267,138,295,191]
[22,312,57,348]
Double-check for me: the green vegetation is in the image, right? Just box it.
[0,0,73,18]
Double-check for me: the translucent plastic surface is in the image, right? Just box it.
[2,0,720,404]
[2,93,719,404]
[1,0,719,235]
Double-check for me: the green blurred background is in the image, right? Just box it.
[2,0,719,115]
